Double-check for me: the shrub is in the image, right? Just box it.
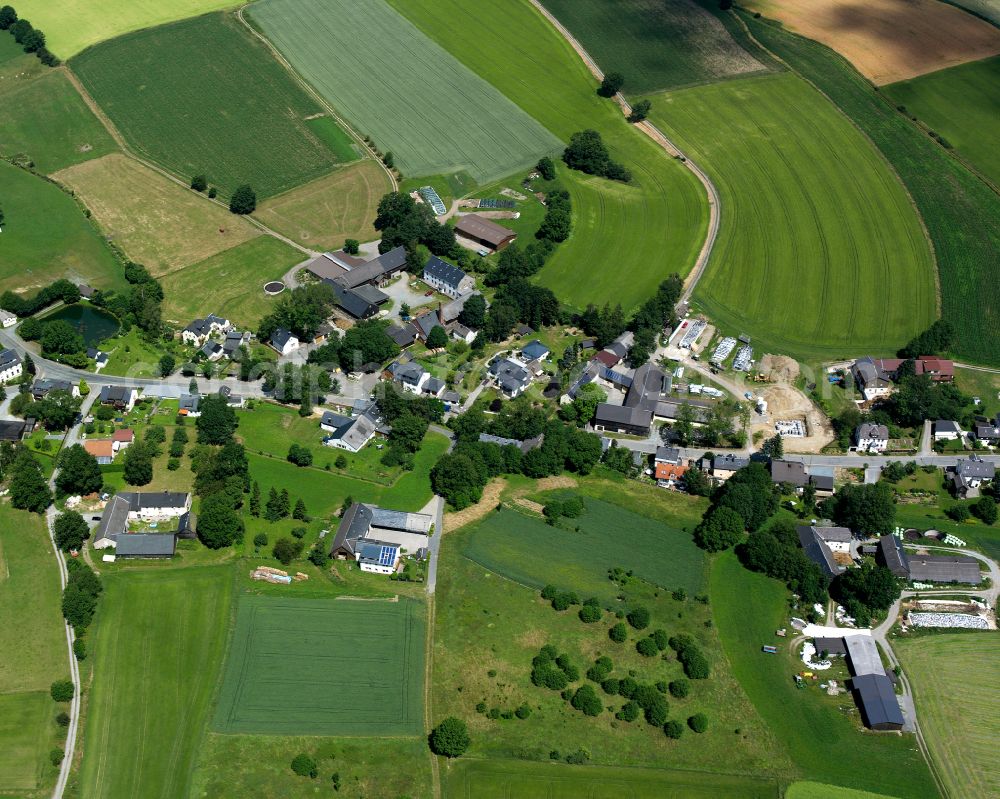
[636,637,659,657]
[515,703,532,719]
[475,701,487,714]
[290,753,318,778]
[556,654,579,682]
[617,676,638,699]
[688,713,708,733]
[616,701,640,722]
[644,696,669,726]
[669,678,690,699]
[551,591,579,611]
[540,584,558,600]
[50,748,64,766]
[487,707,500,720]
[946,505,970,522]
[73,637,86,660]
[253,532,268,548]
[56,712,70,727]
[608,622,627,643]
[651,629,669,651]
[664,719,684,739]
[586,656,613,682]
[578,603,602,623]
[626,606,650,630]
[655,680,668,694]
[430,717,470,757]
[681,648,710,680]
[601,677,620,695]
[564,747,590,765]
[50,680,74,702]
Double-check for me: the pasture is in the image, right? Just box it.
[160,237,303,327]
[710,552,938,798]
[745,0,1000,84]
[745,12,1000,367]
[254,160,391,250]
[249,0,562,185]
[77,567,233,799]
[0,159,123,295]
[444,760,780,799]
[53,154,259,275]
[895,634,1000,799]
[786,784,900,799]
[387,0,709,311]
[0,69,117,174]
[461,495,706,599]
[0,692,54,793]
[213,596,425,735]
[543,0,770,92]
[14,0,241,58]
[651,73,936,359]
[886,56,1000,187]
[72,12,350,199]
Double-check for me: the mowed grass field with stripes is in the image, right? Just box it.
[650,73,936,359]
[213,596,425,735]
[895,634,1000,799]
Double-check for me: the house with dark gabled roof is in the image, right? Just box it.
[454,214,517,252]
[387,323,418,348]
[951,454,995,498]
[709,453,749,481]
[329,502,433,573]
[852,673,904,731]
[593,403,652,436]
[933,419,962,442]
[115,533,176,559]
[855,422,889,453]
[0,418,33,441]
[322,412,378,453]
[488,357,531,399]
[270,328,300,356]
[99,385,137,411]
[386,359,428,394]
[972,415,1000,444]
[423,256,474,299]
[877,534,910,578]
[520,340,549,363]
[797,525,845,578]
[32,378,77,399]
[0,348,22,382]
[772,459,808,488]
[200,340,224,361]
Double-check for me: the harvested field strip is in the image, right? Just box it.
[53,154,259,276]
[254,160,391,250]
[250,0,562,184]
[213,596,424,735]
[895,634,1000,799]
[72,12,349,198]
[744,0,1000,84]
[651,72,935,359]
[542,0,770,92]
[744,12,1000,366]
[386,0,708,310]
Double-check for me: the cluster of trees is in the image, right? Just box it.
[476,278,560,345]
[563,130,630,183]
[377,385,444,469]
[259,283,336,342]
[536,187,572,243]
[898,320,955,359]
[373,191,457,259]
[819,482,896,538]
[309,319,400,374]
[542,494,585,524]
[94,262,164,340]
[61,558,102,634]
[737,517,829,607]
[54,510,90,551]
[267,362,333,413]
[669,633,710,680]
[886,368,971,428]
[11,388,80,430]
[475,699,532,721]
[947,495,997,525]
[9,450,51,512]
[670,398,748,450]
[0,6,58,65]
[18,317,86,364]
[189,397,246,549]
[831,406,899,450]
[830,560,900,626]
[693,462,777,552]
[55,444,103,496]
[598,72,624,98]
[1,278,79,318]
[635,628,670,657]
[557,383,606,427]
[286,443,313,467]
[189,174,218,199]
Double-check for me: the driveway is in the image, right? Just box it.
[381,273,433,316]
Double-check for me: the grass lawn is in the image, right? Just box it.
[0,692,57,793]
[53,154,259,276]
[250,0,562,185]
[744,12,1000,367]
[895,633,1000,799]
[72,12,349,199]
[98,327,173,379]
[885,56,1000,188]
[254,160,391,250]
[0,160,123,296]
[77,566,234,799]
[542,0,771,93]
[15,0,241,59]
[213,595,425,735]
[461,491,707,600]
[191,735,432,798]
[650,72,935,360]
[386,0,709,313]
[710,552,938,798]
[433,519,792,774]
[954,367,1000,418]
[444,759,781,799]
[160,236,304,328]
[0,67,118,174]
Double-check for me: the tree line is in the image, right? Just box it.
[0,6,59,66]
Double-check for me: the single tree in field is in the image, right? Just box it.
[190,174,207,192]
[536,156,556,180]
[598,71,625,97]
[628,99,652,123]
[249,481,261,517]
[229,184,256,215]
[55,444,103,496]
[429,717,470,757]
[54,511,90,551]
[158,353,175,377]
[122,443,153,486]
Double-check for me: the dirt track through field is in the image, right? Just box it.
[748,0,1000,84]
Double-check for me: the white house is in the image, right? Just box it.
[0,310,17,328]
[181,314,230,347]
[386,359,428,394]
[200,340,224,362]
[270,328,300,356]
[329,503,433,574]
[488,357,531,399]
[0,349,22,382]
[855,422,889,453]
[934,420,963,442]
[321,410,378,453]
[117,491,191,521]
[99,385,138,411]
[423,255,475,299]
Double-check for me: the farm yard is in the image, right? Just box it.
[250,0,563,185]
[444,759,781,799]
[895,634,1000,799]
[52,154,260,276]
[387,0,709,311]
[745,12,1000,366]
[76,566,234,799]
[542,0,771,93]
[650,72,936,360]
[885,56,1000,188]
[744,0,1000,84]
[71,12,351,199]
[213,596,425,735]
[253,160,391,250]
[0,160,124,295]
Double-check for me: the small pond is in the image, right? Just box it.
[42,304,120,347]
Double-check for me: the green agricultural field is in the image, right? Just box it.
[213,596,425,735]
[885,56,1000,187]
[0,692,55,793]
[945,0,1000,25]
[72,12,351,199]
[743,12,1000,366]
[77,567,233,799]
[0,69,117,174]
[650,72,935,359]
[160,237,304,327]
[542,0,770,93]
[786,783,901,799]
[386,0,709,312]
[462,494,706,599]
[250,0,562,185]
[445,759,780,798]
[895,634,1000,799]
[711,552,938,798]
[0,159,123,295]
[15,0,241,58]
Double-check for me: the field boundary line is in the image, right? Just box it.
[529,0,719,302]
[424,594,441,799]
[730,10,942,318]
[235,4,398,195]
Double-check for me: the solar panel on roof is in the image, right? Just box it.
[378,546,397,567]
